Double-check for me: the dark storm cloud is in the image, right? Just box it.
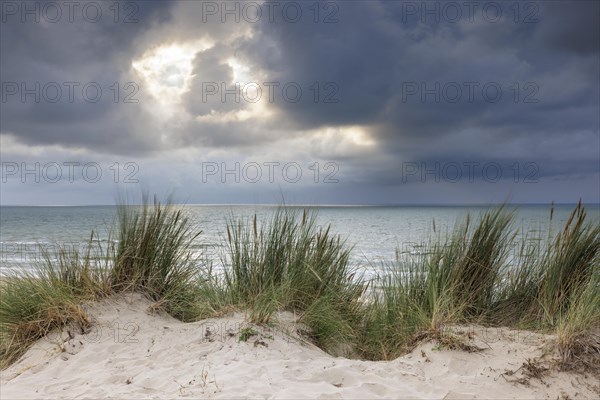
[0,0,172,153]
[1,0,598,204]
[239,1,598,127]
[235,0,599,184]
[236,1,399,127]
[184,44,241,116]
[533,1,599,56]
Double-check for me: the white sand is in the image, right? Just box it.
[1,293,598,399]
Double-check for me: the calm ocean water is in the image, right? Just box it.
[1,204,598,276]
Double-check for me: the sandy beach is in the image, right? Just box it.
[1,293,597,399]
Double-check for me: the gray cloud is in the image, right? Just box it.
[1,1,598,204]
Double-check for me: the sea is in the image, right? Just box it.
[1,204,598,277]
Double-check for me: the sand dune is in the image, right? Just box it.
[1,293,597,399]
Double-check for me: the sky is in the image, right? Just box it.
[0,0,598,205]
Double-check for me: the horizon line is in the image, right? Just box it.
[1,202,598,208]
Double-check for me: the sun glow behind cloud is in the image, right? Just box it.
[191,56,276,123]
[304,126,377,158]
[320,126,376,147]
[132,40,212,114]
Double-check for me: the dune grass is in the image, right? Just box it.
[358,204,599,364]
[556,271,600,370]
[0,199,598,370]
[548,204,600,370]
[537,203,599,322]
[0,197,206,366]
[0,241,103,369]
[109,197,206,321]
[357,207,514,360]
[222,209,365,354]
